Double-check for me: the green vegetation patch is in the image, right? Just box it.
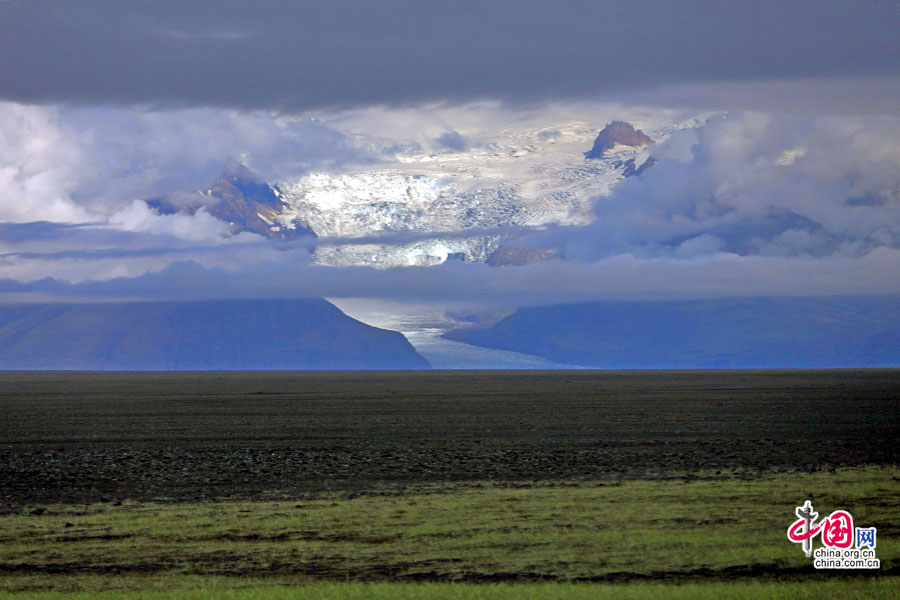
[2,467,898,595]
[6,580,900,600]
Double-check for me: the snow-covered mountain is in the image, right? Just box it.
[147,164,316,241]
[148,115,708,267]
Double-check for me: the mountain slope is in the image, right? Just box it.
[147,165,316,241]
[444,296,900,368]
[0,299,429,370]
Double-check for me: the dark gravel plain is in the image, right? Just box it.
[1,370,898,506]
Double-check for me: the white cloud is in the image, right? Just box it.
[0,102,365,284]
[527,111,900,263]
[108,200,232,242]
[0,102,366,224]
[0,103,93,223]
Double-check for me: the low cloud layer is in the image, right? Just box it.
[1,98,899,307]
[1,2,898,111]
[524,112,900,263]
[4,249,900,306]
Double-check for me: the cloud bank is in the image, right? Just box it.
[0,103,365,222]
[0,103,361,282]
[526,112,900,262]
[1,100,899,306]
[1,1,898,110]
[4,248,900,306]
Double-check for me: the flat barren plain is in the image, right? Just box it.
[1,370,898,505]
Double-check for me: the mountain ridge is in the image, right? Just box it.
[444,295,900,368]
[0,298,429,370]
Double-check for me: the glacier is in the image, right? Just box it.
[266,115,710,267]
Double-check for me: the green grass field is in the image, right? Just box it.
[2,467,897,597]
[4,580,900,600]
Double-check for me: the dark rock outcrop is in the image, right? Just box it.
[0,299,429,370]
[614,156,657,177]
[585,121,654,159]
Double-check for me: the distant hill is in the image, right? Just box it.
[584,121,654,159]
[0,299,429,370]
[445,296,900,368]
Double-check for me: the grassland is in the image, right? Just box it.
[6,580,900,600]
[1,370,897,597]
[2,467,897,596]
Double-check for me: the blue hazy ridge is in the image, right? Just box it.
[444,296,900,369]
[0,298,430,370]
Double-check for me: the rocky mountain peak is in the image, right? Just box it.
[584,121,654,159]
[216,163,281,208]
[146,164,315,241]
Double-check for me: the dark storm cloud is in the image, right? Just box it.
[1,1,898,110]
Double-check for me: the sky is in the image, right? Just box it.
[1,1,899,308]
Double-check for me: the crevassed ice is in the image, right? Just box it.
[272,114,714,267]
[281,171,448,211]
